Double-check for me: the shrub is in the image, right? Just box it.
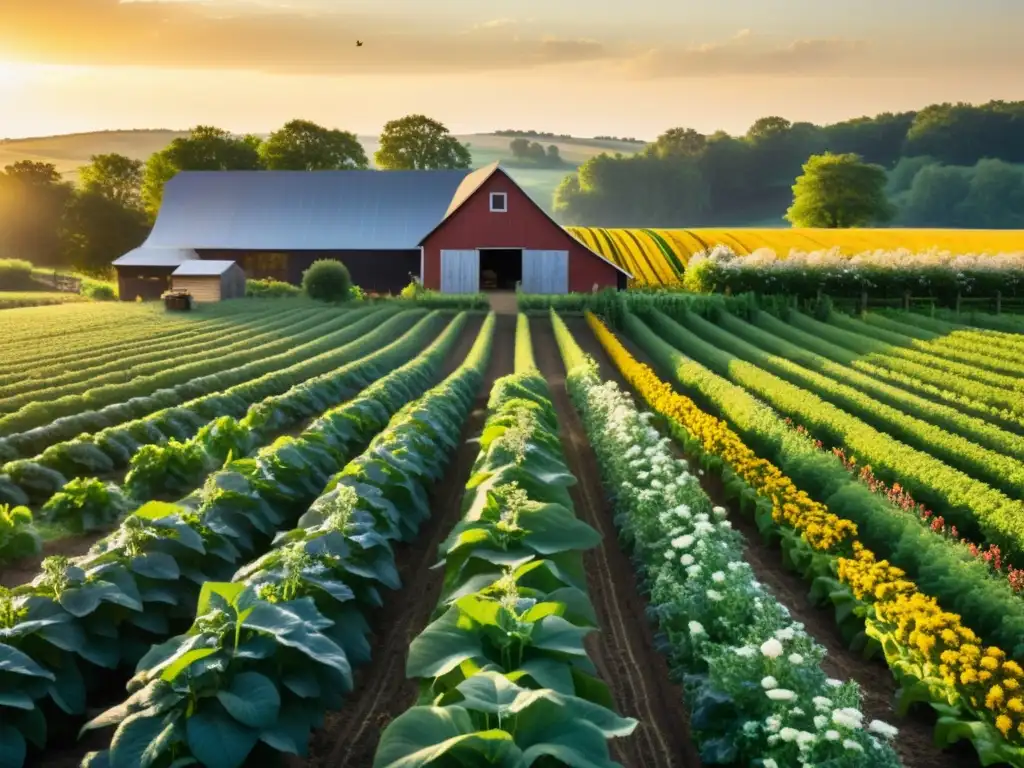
[302,259,352,302]
[246,278,301,298]
[0,258,36,290]
[80,279,117,301]
[349,284,367,301]
[400,278,423,299]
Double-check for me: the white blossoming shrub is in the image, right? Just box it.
[564,356,901,768]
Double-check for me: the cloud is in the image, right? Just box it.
[475,18,518,30]
[0,0,610,75]
[624,32,872,78]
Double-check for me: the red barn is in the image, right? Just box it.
[113,162,628,298]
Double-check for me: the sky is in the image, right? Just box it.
[1,0,1023,140]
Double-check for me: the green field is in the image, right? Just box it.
[0,130,645,212]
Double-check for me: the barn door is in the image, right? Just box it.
[522,250,568,294]
[440,250,479,293]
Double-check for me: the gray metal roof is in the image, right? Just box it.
[113,247,199,267]
[143,169,475,251]
[172,260,238,276]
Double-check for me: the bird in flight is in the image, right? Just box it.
[356,40,364,47]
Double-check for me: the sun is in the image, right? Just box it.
[0,61,31,87]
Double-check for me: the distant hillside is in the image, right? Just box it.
[0,129,646,212]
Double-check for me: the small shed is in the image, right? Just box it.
[170,260,246,302]
[112,247,200,301]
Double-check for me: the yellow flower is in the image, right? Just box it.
[997,715,1013,736]
[987,685,1006,710]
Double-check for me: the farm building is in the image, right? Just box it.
[170,260,246,302]
[112,163,628,298]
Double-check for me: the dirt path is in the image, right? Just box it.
[301,312,516,768]
[531,316,700,768]
[564,316,971,768]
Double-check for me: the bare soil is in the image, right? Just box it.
[531,316,701,768]
[0,529,109,588]
[300,312,516,767]
[564,315,973,768]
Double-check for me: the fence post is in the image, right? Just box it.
[859,290,868,316]
[996,291,1002,315]
[955,291,962,314]
[902,290,910,311]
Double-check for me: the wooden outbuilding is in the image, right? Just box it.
[170,260,246,302]
[112,247,199,301]
[114,163,629,296]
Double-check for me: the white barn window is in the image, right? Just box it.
[489,192,508,212]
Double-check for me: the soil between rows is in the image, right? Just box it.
[300,312,515,767]
[531,315,700,768]
[563,315,970,768]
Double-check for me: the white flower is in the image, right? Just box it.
[651,479,663,489]
[766,735,778,746]
[698,469,705,476]
[706,589,724,602]
[688,620,705,636]
[814,715,828,729]
[812,696,832,711]
[760,638,784,658]
[868,720,898,738]
[734,645,756,658]
[796,731,816,748]
[825,730,841,741]
[843,739,864,752]
[727,561,743,571]
[825,678,843,688]
[832,709,862,729]
[712,505,727,517]
[680,554,695,566]
[686,565,702,577]
[711,571,726,583]
[766,689,796,702]
[672,534,695,550]
[763,760,778,768]
[719,519,733,529]
[663,550,675,560]
[775,627,795,641]
[761,676,778,690]
[636,471,649,481]
[695,512,710,523]
[780,727,799,742]
[765,715,782,732]
[789,707,804,717]
[788,653,804,665]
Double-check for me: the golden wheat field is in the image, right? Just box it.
[565,227,1024,286]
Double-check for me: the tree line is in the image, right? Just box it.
[554,100,1024,228]
[0,115,471,276]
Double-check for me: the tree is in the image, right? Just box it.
[79,153,143,209]
[509,137,531,159]
[646,127,707,158]
[785,152,893,228]
[259,119,368,171]
[0,161,72,266]
[546,145,561,163]
[142,125,262,216]
[374,115,472,170]
[62,191,149,276]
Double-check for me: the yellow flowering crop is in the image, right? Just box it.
[587,310,1024,749]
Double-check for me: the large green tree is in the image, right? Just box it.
[79,153,144,209]
[0,161,73,266]
[142,126,262,216]
[374,115,472,170]
[259,119,368,171]
[62,191,149,276]
[785,152,893,228]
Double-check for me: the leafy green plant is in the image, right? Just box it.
[302,259,352,302]
[0,503,41,560]
[245,278,301,298]
[40,478,133,534]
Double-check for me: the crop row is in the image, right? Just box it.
[0,306,401,480]
[642,309,1024,566]
[36,310,448,537]
[603,311,1024,765]
[877,310,1024,355]
[785,312,1024,428]
[78,313,494,767]
[689,312,1024,498]
[551,311,897,766]
[0,307,412,507]
[0,311,465,767]
[0,303,167,348]
[0,305,316,402]
[0,309,362,435]
[376,314,636,767]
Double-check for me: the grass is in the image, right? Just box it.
[0,129,646,213]
[0,291,91,309]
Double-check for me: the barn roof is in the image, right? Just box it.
[172,260,238,276]
[113,247,199,267]
[143,168,475,251]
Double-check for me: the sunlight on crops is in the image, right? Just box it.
[566,227,1024,286]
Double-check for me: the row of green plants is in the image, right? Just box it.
[641,309,1024,570]
[624,311,1024,659]
[0,307,399,482]
[373,315,637,766]
[690,312,1024,500]
[0,305,316,403]
[850,312,1024,383]
[0,258,117,300]
[0,312,464,767]
[551,310,899,766]
[607,312,1024,764]
[0,292,90,309]
[34,310,443,538]
[784,311,1024,429]
[873,309,1024,363]
[745,312,1024,450]
[926,307,1024,334]
[0,308,364,436]
[80,313,495,767]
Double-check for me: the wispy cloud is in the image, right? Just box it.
[0,0,610,75]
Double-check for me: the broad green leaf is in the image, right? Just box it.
[0,724,27,768]
[373,706,515,768]
[406,608,483,679]
[133,502,185,521]
[195,582,246,617]
[282,667,321,699]
[215,672,281,729]
[108,711,170,768]
[454,671,525,714]
[454,594,503,628]
[47,654,86,714]
[530,616,592,656]
[0,643,55,680]
[129,552,180,581]
[0,690,33,710]
[160,648,218,682]
[186,702,259,768]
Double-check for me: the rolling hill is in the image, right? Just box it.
[0,130,646,212]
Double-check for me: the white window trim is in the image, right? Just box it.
[489,192,508,213]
